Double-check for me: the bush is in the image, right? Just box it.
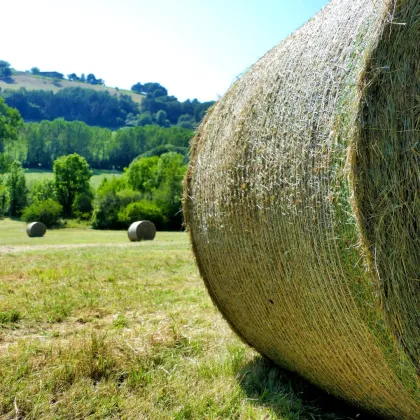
[28,179,56,204]
[72,191,94,220]
[22,199,62,227]
[116,188,142,207]
[118,200,167,230]
[91,193,123,230]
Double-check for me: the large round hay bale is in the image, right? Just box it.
[184,0,419,418]
[127,221,156,241]
[26,222,47,238]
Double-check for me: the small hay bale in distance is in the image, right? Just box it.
[127,221,156,241]
[184,0,420,418]
[26,222,47,238]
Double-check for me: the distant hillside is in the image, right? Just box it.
[0,63,214,130]
[0,72,143,104]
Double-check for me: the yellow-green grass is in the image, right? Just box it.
[0,218,183,248]
[0,73,143,104]
[0,220,371,419]
[24,169,122,190]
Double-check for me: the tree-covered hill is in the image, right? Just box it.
[0,63,215,130]
[0,72,142,104]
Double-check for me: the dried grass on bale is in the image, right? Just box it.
[26,222,47,238]
[127,221,156,241]
[184,0,420,418]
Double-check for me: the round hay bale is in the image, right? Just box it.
[26,222,47,238]
[184,0,420,418]
[127,221,156,241]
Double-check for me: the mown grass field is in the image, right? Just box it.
[0,73,143,105]
[25,169,122,190]
[0,219,374,419]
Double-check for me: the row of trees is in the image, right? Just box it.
[0,88,187,230]
[0,152,186,231]
[1,86,214,130]
[131,82,214,129]
[30,67,105,85]
[2,87,139,128]
[4,118,193,169]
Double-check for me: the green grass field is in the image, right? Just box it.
[24,169,122,190]
[0,219,372,419]
[0,73,143,105]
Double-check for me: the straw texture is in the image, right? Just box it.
[184,0,420,418]
[127,221,156,241]
[26,222,47,238]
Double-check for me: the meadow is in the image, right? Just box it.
[24,168,122,190]
[0,219,374,419]
[0,73,143,105]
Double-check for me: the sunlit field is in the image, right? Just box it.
[0,219,373,419]
[24,169,122,190]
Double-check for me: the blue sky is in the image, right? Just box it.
[3,0,330,101]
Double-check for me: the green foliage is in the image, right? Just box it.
[91,192,123,229]
[131,82,143,93]
[5,161,27,216]
[156,110,169,127]
[53,154,92,217]
[28,179,56,204]
[116,188,142,206]
[126,156,159,193]
[138,144,188,161]
[0,96,23,153]
[125,152,186,230]
[118,200,167,229]
[0,61,12,79]
[2,87,139,128]
[0,180,8,217]
[21,198,62,227]
[0,153,13,174]
[10,119,193,170]
[72,191,94,220]
[154,152,186,230]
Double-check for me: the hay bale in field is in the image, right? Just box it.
[26,222,47,238]
[127,221,156,241]
[184,0,420,418]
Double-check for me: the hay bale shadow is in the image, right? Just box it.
[238,356,379,419]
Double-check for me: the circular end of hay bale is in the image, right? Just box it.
[127,221,156,241]
[26,222,47,238]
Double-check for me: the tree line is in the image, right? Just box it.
[1,86,214,130]
[4,118,193,170]
[0,151,186,231]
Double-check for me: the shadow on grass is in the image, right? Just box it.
[238,356,379,420]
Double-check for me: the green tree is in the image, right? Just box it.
[0,97,23,153]
[29,179,56,204]
[126,156,159,194]
[6,161,27,216]
[0,61,12,79]
[154,152,186,229]
[30,67,40,75]
[67,73,80,81]
[53,153,92,216]
[0,178,8,217]
[131,82,144,94]
[22,199,62,227]
[156,110,169,127]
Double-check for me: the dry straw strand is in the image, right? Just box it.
[184,0,420,418]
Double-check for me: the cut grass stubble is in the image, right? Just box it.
[0,221,372,419]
